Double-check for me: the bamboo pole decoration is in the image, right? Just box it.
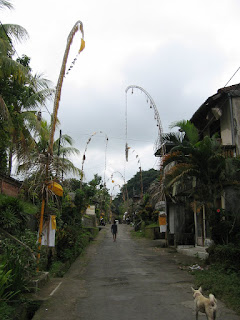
[37,21,85,272]
[111,171,129,203]
[49,21,85,156]
[80,132,97,189]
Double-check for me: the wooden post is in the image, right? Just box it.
[202,204,206,246]
[193,201,198,247]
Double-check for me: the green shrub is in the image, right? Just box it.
[0,262,15,301]
[55,225,91,263]
[1,230,38,294]
[49,261,66,277]
[207,244,240,271]
[0,301,15,320]
[130,229,145,238]
[209,209,240,245]
[0,197,28,234]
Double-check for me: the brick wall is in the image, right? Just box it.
[0,175,21,197]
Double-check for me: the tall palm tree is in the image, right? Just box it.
[0,55,54,175]
[0,1,54,175]
[162,120,226,206]
[0,1,29,82]
[17,120,81,198]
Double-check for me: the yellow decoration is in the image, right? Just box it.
[48,182,63,197]
[112,180,114,183]
[79,38,85,53]
[159,215,166,226]
[51,215,56,230]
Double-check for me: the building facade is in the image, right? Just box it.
[163,84,240,247]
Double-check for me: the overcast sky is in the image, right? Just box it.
[2,0,240,195]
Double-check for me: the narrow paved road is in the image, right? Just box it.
[33,224,240,320]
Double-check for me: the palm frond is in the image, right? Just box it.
[162,132,182,144]
[0,1,13,10]
[169,120,199,145]
[59,158,81,176]
[59,146,80,157]
[0,24,28,43]
[0,55,28,81]
[164,165,198,190]
[0,95,9,120]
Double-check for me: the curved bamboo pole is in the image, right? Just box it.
[49,20,85,156]
[80,132,97,189]
[111,171,129,203]
[125,85,165,161]
[131,148,143,199]
[37,21,85,271]
[80,131,108,189]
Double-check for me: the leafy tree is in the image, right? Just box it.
[162,121,225,206]
[0,2,54,175]
[112,169,160,219]
[63,178,81,191]
[0,98,9,173]
[124,169,159,199]
[74,174,110,217]
[0,55,54,175]
[18,120,80,201]
[0,8,28,83]
[0,2,29,174]
[162,120,240,244]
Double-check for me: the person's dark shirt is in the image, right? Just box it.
[111,224,117,234]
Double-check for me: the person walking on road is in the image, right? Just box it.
[111,220,118,242]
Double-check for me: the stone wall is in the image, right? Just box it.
[82,214,97,227]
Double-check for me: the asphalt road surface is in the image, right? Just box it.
[33,224,240,320]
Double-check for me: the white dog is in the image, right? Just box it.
[191,287,217,320]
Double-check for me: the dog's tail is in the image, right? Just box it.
[209,294,217,306]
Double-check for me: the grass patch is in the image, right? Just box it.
[21,200,38,215]
[130,229,145,238]
[192,264,240,315]
[146,223,159,228]
[0,193,38,215]
[49,261,69,277]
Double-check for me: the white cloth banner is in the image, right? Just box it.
[38,216,56,247]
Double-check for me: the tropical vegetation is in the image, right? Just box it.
[1,0,240,318]
[161,120,240,244]
[112,168,160,220]
[0,2,111,318]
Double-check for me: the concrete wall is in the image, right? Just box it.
[224,186,240,214]
[232,97,240,155]
[168,202,194,246]
[82,214,97,227]
[220,99,232,146]
[219,96,240,155]
[145,226,162,240]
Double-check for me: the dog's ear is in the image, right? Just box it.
[198,287,202,292]
[191,287,195,293]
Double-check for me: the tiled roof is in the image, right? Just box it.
[217,83,240,95]
[191,83,240,126]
